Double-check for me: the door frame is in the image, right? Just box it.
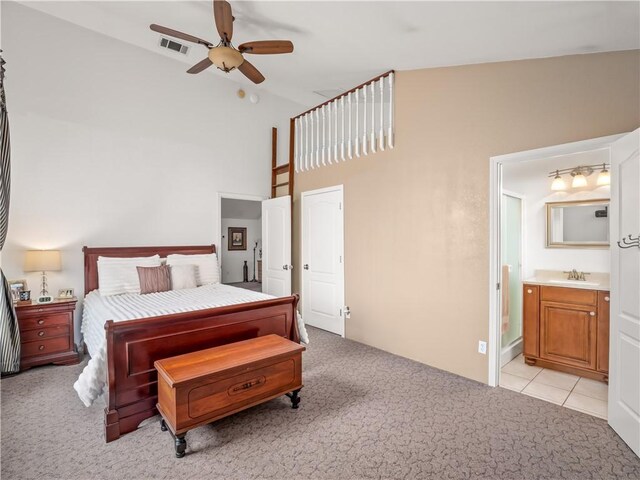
[300,184,345,337]
[488,133,625,387]
[500,190,526,367]
[217,192,267,281]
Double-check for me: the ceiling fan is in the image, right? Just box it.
[150,0,293,84]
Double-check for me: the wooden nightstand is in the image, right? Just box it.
[15,298,79,371]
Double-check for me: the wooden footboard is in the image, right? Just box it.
[104,294,300,442]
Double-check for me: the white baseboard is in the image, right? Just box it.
[501,338,523,367]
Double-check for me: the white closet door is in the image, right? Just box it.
[608,128,640,458]
[261,196,292,297]
[301,186,344,336]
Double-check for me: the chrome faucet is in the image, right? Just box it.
[564,269,590,281]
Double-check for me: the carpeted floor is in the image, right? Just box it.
[1,327,639,480]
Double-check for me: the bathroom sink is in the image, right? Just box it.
[548,279,600,287]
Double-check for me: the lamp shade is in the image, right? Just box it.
[571,173,588,188]
[551,173,566,191]
[24,250,62,272]
[597,168,610,186]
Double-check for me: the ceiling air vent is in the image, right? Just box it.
[159,37,189,55]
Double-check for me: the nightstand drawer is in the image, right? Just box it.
[22,337,70,358]
[19,313,70,330]
[21,325,69,343]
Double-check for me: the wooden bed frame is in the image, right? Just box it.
[82,245,300,443]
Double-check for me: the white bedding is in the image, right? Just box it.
[73,284,309,407]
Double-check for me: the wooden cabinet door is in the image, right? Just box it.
[540,301,597,370]
[596,291,610,373]
[522,285,539,357]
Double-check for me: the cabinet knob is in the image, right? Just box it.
[605,296,610,302]
[39,345,45,351]
[590,312,596,316]
[38,331,45,337]
[527,289,533,294]
[37,319,45,325]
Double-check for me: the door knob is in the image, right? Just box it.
[605,296,610,302]
[282,265,288,270]
[303,264,309,270]
[527,289,532,294]
[590,312,596,316]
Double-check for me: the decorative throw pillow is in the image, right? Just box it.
[137,265,171,295]
[97,255,162,296]
[170,264,198,290]
[166,253,220,286]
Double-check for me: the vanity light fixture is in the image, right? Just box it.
[597,163,610,186]
[550,170,566,191]
[548,163,609,191]
[571,169,588,188]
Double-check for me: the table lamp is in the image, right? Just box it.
[24,250,61,303]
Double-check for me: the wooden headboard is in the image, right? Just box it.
[82,245,216,295]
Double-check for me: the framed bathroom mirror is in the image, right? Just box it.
[546,199,610,248]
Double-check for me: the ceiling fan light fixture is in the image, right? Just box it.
[208,46,244,72]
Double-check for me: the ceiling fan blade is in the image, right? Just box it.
[238,60,265,84]
[238,40,294,55]
[187,58,213,74]
[150,24,212,47]
[213,0,234,42]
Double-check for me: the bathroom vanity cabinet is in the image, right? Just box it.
[523,284,610,383]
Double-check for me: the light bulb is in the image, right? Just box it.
[572,172,588,188]
[551,172,566,191]
[597,165,610,186]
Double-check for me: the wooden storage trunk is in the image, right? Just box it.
[155,334,304,457]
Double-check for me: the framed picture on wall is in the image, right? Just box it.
[228,227,247,251]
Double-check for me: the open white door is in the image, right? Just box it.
[609,128,640,458]
[262,195,292,297]
[301,186,344,336]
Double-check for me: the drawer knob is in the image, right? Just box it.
[527,289,533,294]
[37,319,45,325]
[38,331,45,337]
[590,312,596,316]
[39,345,45,351]
[605,296,610,302]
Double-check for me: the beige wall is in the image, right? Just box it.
[293,50,640,384]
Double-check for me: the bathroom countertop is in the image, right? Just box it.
[523,270,610,291]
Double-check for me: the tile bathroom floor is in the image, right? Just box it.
[500,354,608,419]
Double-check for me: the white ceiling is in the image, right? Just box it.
[19,1,640,107]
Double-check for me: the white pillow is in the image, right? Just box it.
[166,253,219,286]
[170,264,198,290]
[97,255,161,296]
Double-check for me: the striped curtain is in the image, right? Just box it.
[0,52,20,374]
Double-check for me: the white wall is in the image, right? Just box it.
[0,3,302,341]
[220,218,261,284]
[503,148,610,279]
